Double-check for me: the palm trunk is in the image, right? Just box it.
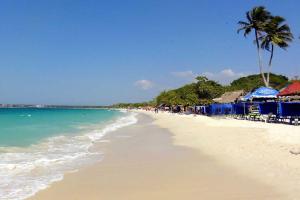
[267,44,274,87]
[255,30,268,87]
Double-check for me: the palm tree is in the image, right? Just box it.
[238,6,271,86]
[260,16,293,86]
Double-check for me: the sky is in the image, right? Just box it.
[0,0,299,105]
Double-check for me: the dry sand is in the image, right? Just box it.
[140,111,300,200]
[29,112,300,200]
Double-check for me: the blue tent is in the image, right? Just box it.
[278,102,300,117]
[258,102,278,115]
[241,87,279,101]
[242,92,252,101]
[232,103,250,115]
[207,103,233,115]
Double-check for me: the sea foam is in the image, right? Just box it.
[0,112,138,200]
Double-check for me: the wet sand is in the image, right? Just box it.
[30,114,281,200]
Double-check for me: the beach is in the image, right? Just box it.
[28,112,297,200]
[141,111,300,199]
[2,1,299,200]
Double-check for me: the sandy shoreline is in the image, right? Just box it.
[29,111,300,200]
[140,111,300,199]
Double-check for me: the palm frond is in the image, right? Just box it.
[261,14,293,50]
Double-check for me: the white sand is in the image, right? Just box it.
[30,113,280,200]
[138,110,300,200]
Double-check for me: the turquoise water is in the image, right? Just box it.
[0,108,121,147]
[0,108,137,200]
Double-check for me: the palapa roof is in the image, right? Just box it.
[277,81,300,96]
[213,90,244,103]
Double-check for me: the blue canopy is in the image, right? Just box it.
[242,87,279,101]
[242,92,252,101]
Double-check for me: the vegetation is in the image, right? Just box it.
[195,76,224,104]
[238,6,271,86]
[229,73,288,91]
[238,6,293,87]
[157,73,288,106]
[113,73,289,108]
[260,16,293,85]
[156,84,199,106]
[112,101,155,108]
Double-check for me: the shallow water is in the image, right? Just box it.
[0,108,137,200]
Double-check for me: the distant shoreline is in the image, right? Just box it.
[0,105,110,109]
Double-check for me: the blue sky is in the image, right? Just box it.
[0,0,299,105]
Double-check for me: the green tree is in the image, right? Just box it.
[260,16,293,85]
[238,6,271,86]
[156,77,224,106]
[195,76,224,104]
[229,73,288,92]
[174,83,199,106]
[156,90,182,106]
[156,91,171,105]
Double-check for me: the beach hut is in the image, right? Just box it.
[208,90,244,116]
[277,81,300,100]
[241,87,279,101]
[239,87,279,121]
[213,90,244,103]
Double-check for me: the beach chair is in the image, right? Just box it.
[248,104,261,121]
[258,102,278,123]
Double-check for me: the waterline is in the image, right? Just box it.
[0,110,137,200]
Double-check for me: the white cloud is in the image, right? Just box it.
[202,68,246,84]
[220,69,236,77]
[134,80,154,90]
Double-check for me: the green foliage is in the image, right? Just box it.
[173,83,199,106]
[229,73,288,92]
[155,76,224,106]
[237,6,271,37]
[156,90,180,105]
[195,76,224,104]
[260,16,293,52]
[112,73,289,108]
[238,6,293,87]
[111,101,154,108]
[268,73,290,89]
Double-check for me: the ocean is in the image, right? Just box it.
[0,108,137,200]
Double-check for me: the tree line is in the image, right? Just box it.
[112,73,289,108]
